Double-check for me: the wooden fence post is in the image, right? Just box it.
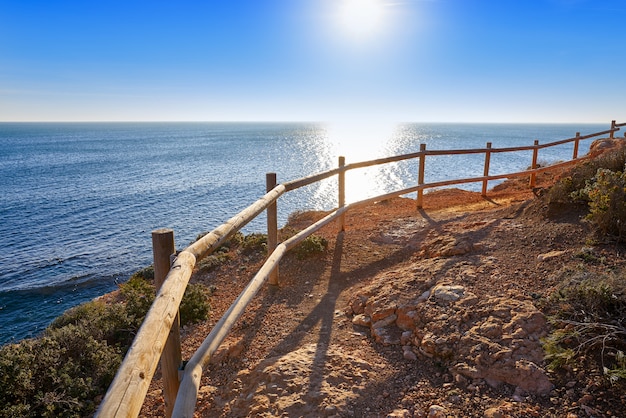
[151,229,181,418]
[609,120,615,139]
[417,144,426,208]
[529,140,539,188]
[482,142,492,197]
[338,156,346,231]
[573,132,580,159]
[266,173,279,286]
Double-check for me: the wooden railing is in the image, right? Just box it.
[97,120,624,417]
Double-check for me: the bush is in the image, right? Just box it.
[239,233,268,255]
[120,275,211,327]
[120,274,156,325]
[49,299,135,348]
[575,168,626,240]
[0,326,121,417]
[294,235,328,260]
[0,268,212,417]
[545,145,626,241]
[180,283,212,325]
[542,273,626,381]
[546,144,626,204]
[196,252,231,273]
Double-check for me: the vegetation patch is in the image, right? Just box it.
[294,234,329,259]
[546,143,626,242]
[238,233,268,255]
[0,269,212,417]
[542,270,626,383]
[540,143,626,387]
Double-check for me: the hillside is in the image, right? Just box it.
[139,161,626,417]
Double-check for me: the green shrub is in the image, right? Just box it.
[542,273,626,381]
[575,168,626,240]
[131,265,154,281]
[180,283,212,325]
[196,231,267,256]
[120,275,212,327]
[49,300,134,348]
[606,350,626,383]
[545,145,626,241]
[294,235,328,260]
[196,252,231,273]
[0,268,212,417]
[546,145,626,204]
[239,233,267,255]
[120,274,156,324]
[0,327,121,417]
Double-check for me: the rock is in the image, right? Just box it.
[589,138,625,157]
[210,337,245,364]
[324,405,338,414]
[349,294,369,314]
[396,308,419,330]
[372,325,401,345]
[365,297,398,322]
[352,314,371,327]
[386,408,411,417]
[372,314,398,329]
[427,404,448,418]
[403,347,417,361]
[400,331,413,345]
[537,250,566,261]
[430,284,466,303]
[419,333,438,357]
[484,406,504,418]
[514,360,553,395]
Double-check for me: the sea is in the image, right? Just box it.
[0,121,611,345]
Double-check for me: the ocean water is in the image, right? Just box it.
[0,122,609,345]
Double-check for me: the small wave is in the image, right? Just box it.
[0,269,131,294]
[0,272,128,345]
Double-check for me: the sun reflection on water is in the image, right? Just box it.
[317,121,420,205]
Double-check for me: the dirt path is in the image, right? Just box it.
[140,170,625,417]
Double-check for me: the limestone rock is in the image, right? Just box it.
[428,404,448,417]
[352,314,371,327]
[430,284,466,303]
[386,408,412,417]
[537,250,567,262]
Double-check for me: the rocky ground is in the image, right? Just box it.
[140,169,626,417]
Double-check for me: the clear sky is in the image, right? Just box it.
[1,0,624,123]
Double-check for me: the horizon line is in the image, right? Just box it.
[0,120,616,125]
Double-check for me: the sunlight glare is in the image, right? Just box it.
[327,120,398,203]
[335,0,388,40]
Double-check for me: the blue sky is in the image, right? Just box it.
[0,0,624,123]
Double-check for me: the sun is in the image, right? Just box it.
[335,0,388,40]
